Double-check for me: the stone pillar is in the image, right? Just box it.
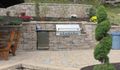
[83,22,97,48]
[18,23,37,51]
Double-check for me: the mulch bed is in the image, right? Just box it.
[81,63,120,70]
[32,17,90,21]
[0,16,90,22]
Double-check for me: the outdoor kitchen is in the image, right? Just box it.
[18,21,97,51]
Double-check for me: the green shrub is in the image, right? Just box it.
[94,35,112,63]
[88,7,96,18]
[95,20,111,41]
[100,35,112,52]
[93,64,116,70]
[9,18,22,25]
[96,5,107,23]
[0,16,4,21]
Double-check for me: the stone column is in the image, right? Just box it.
[18,22,37,51]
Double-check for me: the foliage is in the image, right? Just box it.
[93,64,116,70]
[94,35,112,63]
[94,5,112,64]
[88,7,96,18]
[90,16,97,22]
[9,18,22,25]
[0,16,4,21]
[106,6,120,25]
[95,20,111,41]
[96,5,107,23]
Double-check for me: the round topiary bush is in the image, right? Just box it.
[94,35,112,63]
[96,5,107,23]
[95,20,111,41]
[94,5,112,64]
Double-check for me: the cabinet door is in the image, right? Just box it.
[37,31,49,50]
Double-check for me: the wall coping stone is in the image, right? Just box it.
[21,3,92,7]
[22,21,83,24]
[22,21,120,27]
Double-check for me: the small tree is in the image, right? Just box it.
[94,5,112,64]
[94,5,116,70]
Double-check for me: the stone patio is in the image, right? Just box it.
[0,50,120,70]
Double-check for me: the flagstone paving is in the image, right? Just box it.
[0,50,120,70]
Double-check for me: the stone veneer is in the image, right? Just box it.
[49,33,91,50]
[17,21,120,51]
[18,22,37,51]
[0,3,91,18]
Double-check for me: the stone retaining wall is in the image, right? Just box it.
[17,21,120,51]
[0,3,91,18]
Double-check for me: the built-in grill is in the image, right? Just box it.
[56,24,81,36]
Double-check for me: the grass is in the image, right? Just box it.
[79,0,120,25]
[105,5,120,25]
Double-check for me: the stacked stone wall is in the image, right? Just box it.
[0,3,91,18]
[17,21,120,51]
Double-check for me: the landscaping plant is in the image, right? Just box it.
[88,7,96,18]
[88,7,97,23]
[9,18,22,25]
[94,5,116,70]
[0,16,4,21]
[94,64,116,70]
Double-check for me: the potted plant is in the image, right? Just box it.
[19,12,32,22]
